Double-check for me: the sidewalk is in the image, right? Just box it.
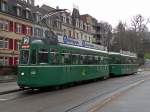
[0,75,20,95]
[0,82,20,94]
[99,80,150,112]
[0,75,16,83]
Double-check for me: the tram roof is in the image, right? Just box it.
[120,54,137,58]
[109,52,137,58]
[108,52,120,55]
[59,43,108,54]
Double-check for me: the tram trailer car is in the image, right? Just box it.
[17,37,109,88]
[109,52,138,77]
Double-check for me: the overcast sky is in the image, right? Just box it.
[35,0,150,29]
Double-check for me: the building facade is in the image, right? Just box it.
[0,0,108,66]
[71,8,94,42]
[0,0,33,66]
[0,0,53,66]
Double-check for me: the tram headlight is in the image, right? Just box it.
[21,72,24,76]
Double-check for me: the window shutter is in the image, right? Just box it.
[30,27,32,36]
[14,22,17,33]
[14,57,18,65]
[22,24,25,34]
[14,39,17,50]
[9,21,13,32]
[9,57,13,65]
[9,39,13,50]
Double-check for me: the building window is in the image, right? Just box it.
[16,7,21,16]
[26,10,30,19]
[34,28,43,38]
[16,41,19,51]
[69,17,72,24]
[63,16,66,23]
[53,20,57,28]
[81,33,83,40]
[4,39,8,49]
[15,57,19,65]
[76,19,79,28]
[0,57,4,65]
[0,38,3,48]
[0,57,8,66]
[1,1,7,12]
[68,30,72,37]
[34,13,41,22]
[66,17,69,24]
[76,33,79,39]
[0,38,9,49]
[16,23,22,33]
[26,26,31,35]
[80,21,83,29]
[4,57,8,65]
[0,19,9,31]
[89,37,91,42]
[85,35,87,41]
[63,29,66,35]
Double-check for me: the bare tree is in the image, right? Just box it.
[111,21,126,51]
[99,21,112,50]
[131,14,149,32]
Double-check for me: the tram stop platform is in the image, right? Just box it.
[98,79,150,112]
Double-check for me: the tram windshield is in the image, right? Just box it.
[20,50,29,64]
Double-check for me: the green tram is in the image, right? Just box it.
[109,52,138,76]
[17,36,109,88]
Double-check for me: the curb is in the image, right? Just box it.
[0,79,16,83]
[0,89,21,95]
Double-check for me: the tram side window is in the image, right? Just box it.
[88,55,93,64]
[133,59,137,64]
[115,58,121,64]
[84,55,89,64]
[31,49,37,64]
[50,49,58,64]
[99,56,104,64]
[61,54,65,64]
[72,54,79,64]
[103,57,108,64]
[79,55,83,64]
[20,50,29,64]
[61,52,70,64]
[81,55,86,64]
[38,49,48,64]
[94,56,99,64]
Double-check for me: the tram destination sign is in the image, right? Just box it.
[21,36,30,49]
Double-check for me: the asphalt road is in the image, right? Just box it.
[0,71,150,112]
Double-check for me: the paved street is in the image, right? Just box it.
[0,71,149,112]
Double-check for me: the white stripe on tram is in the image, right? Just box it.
[18,65,108,68]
